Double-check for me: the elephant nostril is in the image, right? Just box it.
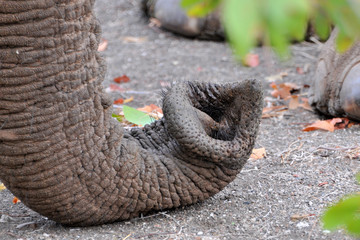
[340,61,360,120]
[195,107,236,141]
[209,123,236,141]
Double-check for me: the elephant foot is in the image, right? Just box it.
[142,0,224,40]
[309,30,360,121]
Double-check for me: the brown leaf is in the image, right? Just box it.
[149,17,162,28]
[270,82,300,99]
[244,53,259,67]
[296,67,304,74]
[262,105,288,118]
[299,98,313,111]
[98,38,108,52]
[113,98,124,105]
[271,87,291,99]
[137,104,163,114]
[108,84,126,92]
[0,183,6,191]
[250,148,266,160]
[288,95,300,109]
[302,118,344,132]
[114,75,130,84]
[13,197,20,204]
[280,82,300,90]
[265,72,288,82]
[137,104,163,120]
[123,96,134,104]
[334,118,350,130]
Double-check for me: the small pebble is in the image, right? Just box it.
[296,221,309,229]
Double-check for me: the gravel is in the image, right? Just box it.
[1,0,359,239]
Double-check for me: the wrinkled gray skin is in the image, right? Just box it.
[143,0,224,40]
[309,30,360,121]
[0,0,263,226]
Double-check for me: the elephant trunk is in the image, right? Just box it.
[0,0,263,226]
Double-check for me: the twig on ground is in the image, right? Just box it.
[281,140,304,163]
[160,212,184,234]
[6,232,21,238]
[122,232,133,240]
[0,212,31,218]
[135,231,178,239]
[317,146,359,151]
[297,51,317,61]
[309,37,324,47]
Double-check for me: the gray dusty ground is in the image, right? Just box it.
[1,0,360,239]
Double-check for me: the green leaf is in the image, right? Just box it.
[322,194,360,236]
[112,113,124,123]
[314,11,331,40]
[123,105,153,126]
[323,0,360,52]
[223,0,261,59]
[285,0,310,41]
[181,0,221,17]
[181,0,202,8]
[336,30,356,53]
[263,0,310,57]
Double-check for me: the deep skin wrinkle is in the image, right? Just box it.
[0,0,263,226]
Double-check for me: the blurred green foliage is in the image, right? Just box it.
[181,0,360,59]
[322,174,360,237]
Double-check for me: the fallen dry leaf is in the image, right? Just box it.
[124,96,134,104]
[302,118,345,132]
[334,118,350,130]
[299,98,313,111]
[138,104,163,114]
[13,197,20,204]
[114,75,130,84]
[97,38,108,52]
[108,84,126,92]
[262,105,288,118]
[288,95,300,110]
[244,53,259,67]
[296,67,304,74]
[0,183,6,191]
[265,72,288,82]
[122,36,147,43]
[149,17,162,28]
[138,104,163,120]
[113,98,124,105]
[270,82,300,99]
[250,148,266,160]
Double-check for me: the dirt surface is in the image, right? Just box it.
[1,0,360,239]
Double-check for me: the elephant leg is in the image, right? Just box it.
[142,0,224,40]
[309,29,360,121]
